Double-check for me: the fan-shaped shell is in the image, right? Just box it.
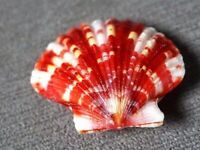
[30,19,185,133]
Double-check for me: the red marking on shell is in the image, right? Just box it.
[30,19,185,133]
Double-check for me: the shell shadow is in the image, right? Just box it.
[157,30,200,122]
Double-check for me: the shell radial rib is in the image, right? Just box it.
[30,19,185,133]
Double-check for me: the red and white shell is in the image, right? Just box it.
[30,19,185,133]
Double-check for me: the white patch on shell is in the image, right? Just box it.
[63,52,78,67]
[47,42,63,55]
[146,38,156,48]
[135,27,157,53]
[47,65,56,74]
[165,54,185,82]
[154,79,163,95]
[151,73,164,95]
[141,38,156,56]
[145,70,164,95]
[130,101,164,126]
[105,96,119,114]
[62,81,77,102]
[91,19,106,46]
[30,70,52,90]
[52,57,63,67]
[78,93,85,105]
[73,115,93,132]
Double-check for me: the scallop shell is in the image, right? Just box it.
[30,19,185,133]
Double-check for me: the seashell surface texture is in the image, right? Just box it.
[31,19,185,133]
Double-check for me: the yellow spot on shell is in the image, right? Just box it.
[69,45,82,57]
[47,65,56,73]
[77,74,83,82]
[107,24,115,36]
[109,51,115,56]
[128,32,138,40]
[141,49,149,56]
[86,32,94,39]
[141,65,147,71]
[89,38,96,46]
[151,73,158,82]
[97,58,102,63]
[146,70,152,76]
[70,45,77,52]
[85,31,96,46]
[78,96,83,105]
[87,67,92,73]
[63,38,70,47]
[74,50,81,58]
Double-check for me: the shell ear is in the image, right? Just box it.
[129,101,164,127]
